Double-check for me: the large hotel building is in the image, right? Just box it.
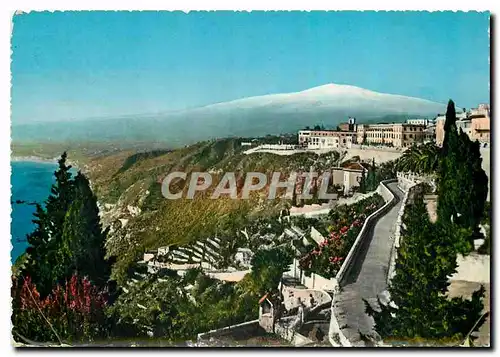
[298,117,428,149]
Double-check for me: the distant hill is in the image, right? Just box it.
[12,83,446,147]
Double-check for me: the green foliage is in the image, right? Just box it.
[60,173,112,287]
[13,153,113,342]
[437,100,488,233]
[116,149,172,175]
[12,274,110,344]
[366,190,485,343]
[367,100,489,344]
[298,194,385,278]
[396,142,440,174]
[249,246,294,295]
[23,152,76,296]
[107,273,258,342]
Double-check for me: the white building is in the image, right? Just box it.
[406,118,430,126]
[298,129,356,149]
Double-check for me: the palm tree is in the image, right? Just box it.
[396,143,440,174]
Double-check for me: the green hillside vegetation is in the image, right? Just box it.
[86,138,346,284]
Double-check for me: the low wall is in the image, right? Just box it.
[207,270,250,282]
[275,322,313,346]
[349,144,402,153]
[285,259,338,292]
[335,179,397,287]
[386,188,411,284]
[281,285,332,310]
[326,179,397,347]
[197,319,260,342]
[310,227,325,245]
[387,177,422,284]
[300,272,338,292]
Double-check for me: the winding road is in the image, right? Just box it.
[333,181,404,346]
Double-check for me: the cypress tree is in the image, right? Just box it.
[23,152,75,296]
[21,153,112,295]
[359,169,367,194]
[442,100,458,154]
[437,100,488,234]
[60,172,111,287]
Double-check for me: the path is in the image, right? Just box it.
[333,181,404,346]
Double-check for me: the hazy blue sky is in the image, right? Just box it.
[11,11,490,123]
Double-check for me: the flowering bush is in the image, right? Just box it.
[12,274,109,343]
[299,194,384,278]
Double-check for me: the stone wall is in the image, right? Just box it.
[274,320,313,346]
[326,179,397,347]
[280,285,332,310]
[300,272,338,292]
[387,174,420,284]
[335,179,397,287]
[197,320,260,342]
[310,226,325,245]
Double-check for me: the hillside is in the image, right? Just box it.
[85,138,343,283]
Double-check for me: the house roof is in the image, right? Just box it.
[341,162,368,171]
[258,293,269,305]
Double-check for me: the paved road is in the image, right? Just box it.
[333,181,404,346]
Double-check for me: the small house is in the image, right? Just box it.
[258,294,275,333]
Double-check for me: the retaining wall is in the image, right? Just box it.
[387,175,420,284]
[197,319,260,342]
[335,179,397,287]
[310,227,326,245]
[301,272,338,292]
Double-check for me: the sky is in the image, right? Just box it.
[11,11,490,124]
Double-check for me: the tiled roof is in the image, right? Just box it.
[258,293,269,305]
[341,162,367,171]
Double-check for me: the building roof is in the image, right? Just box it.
[469,114,488,120]
[341,162,369,171]
[259,293,269,305]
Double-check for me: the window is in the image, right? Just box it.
[404,134,407,140]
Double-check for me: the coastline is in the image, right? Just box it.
[11,155,80,171]
[11,156,58,164]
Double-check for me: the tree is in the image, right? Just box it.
[442,100,457,153]
[60,173,112,288]
[23,152,75,296]
[396,143,440,174]
[437,100,488,233]
[366,191,484,342]
[359,169,367,194]
[250,246,294,295]
[14,153,115,343]
[365,158,377,191]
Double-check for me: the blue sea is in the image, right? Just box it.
[11,161,58,263]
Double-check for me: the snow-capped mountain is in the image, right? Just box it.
[13,83,448,146]
[190,83,445,115]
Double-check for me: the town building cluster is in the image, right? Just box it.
[435,103,490,147]
[298,103,490,150]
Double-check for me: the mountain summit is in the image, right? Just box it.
[13,84,447,146]
[197,83,446,115]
